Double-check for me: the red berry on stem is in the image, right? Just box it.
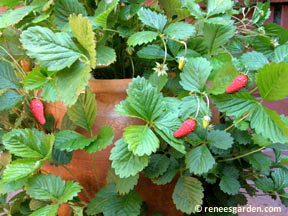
[174,118,197,138]
[225,74,248,94]
[30,98,46,125]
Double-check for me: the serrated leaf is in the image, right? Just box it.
[20,26,84,71]
[110,139,148,178]
[0,61,19,89]
[154,111,186,154]
[209,62,239,95]
[93,0,119,28]
[272,44,288,63]
[50,148,73,166]
[67,87,96,131]
[219,176,240,195]
[164,22,195,40]
[54,130,91,152]
[186,145,215,175]
[172,176,204,214]
[0,0,22,8]
[203,22,236,53]
[247,152,272,173]
[255,177,275,192]
[241,51,269,71]
[0,91,22,111]
[119,4,141,20]
[213,92,258,118]
[3,159,42,182]
[127,31,159,47]
[152,157,179,185]
[144,154,170,178]
[271,168,288,191]
[137,8,167,32]
[180,57,212,92]
[207,0,234,17]
[179,96,208,120]
[116,174,139,195]
[252,2,270,25]
[53,62,91,106]
[58,181,82,203]
[85,126,114,153]
[29,199,49,211]
[0,177,28,195]
[54,0,87,28]
[3,129,53,159]
[207,130,233,150]
[29,204,59,216]
[22,68,49,90]
[159,0,181,18]
[181,0,203,19]
[69,14,96,68]
[96,46,116,66]
[0,6,36,29]
[256,62,288,101]
[149,72,168,91]
[252,134,272,147]
[137,45,173,60]
[124,125,159,156]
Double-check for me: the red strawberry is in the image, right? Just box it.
[30,98,46,125]
[226,74,248,94]
[174,118,197,138]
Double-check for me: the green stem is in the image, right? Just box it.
[129,55,135,78]
[160,36,168,64]
[218,147,266,162]
[92,153,101,191]
[225,111,252,132]
[249,87,258,95]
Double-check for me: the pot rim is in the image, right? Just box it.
[89,78,132,94]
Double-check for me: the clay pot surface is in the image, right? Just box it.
[42,79,182,216]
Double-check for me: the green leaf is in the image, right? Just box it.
[116,174,139,195]
[158,0,181,18]
[209,62,239,95]
[69,14,96,68]
[247,152,272,173]
[110,139,148,178]
[219,176,240,195]
[40,82,59,103]
[67,87,96,131]
[172,176,204,214]
[54,0,87,28]
[54,130,91,152]
[181,0,204,19]
[164,22,195,40]
[0,6,36,29]
[0,91,22,111]
[250,106,288,143]
[29,204,59,216]
[103,190,142,216]
[127,31,159,47]
[3,159,42,182]
[20,26,83,71]
[271,168,288,191]
[137,45,173,60]
[207,130,233,150]
[149,72,168,91]
[51,148,73,166]
[252,36,274,57]
[0,61,19,89]
[255,177,275,192]
[22,68,49,90]
[144,154,170,178]
[123,125,159,156]
[272,44,288,63]
[53,62,91,106]
[137,8,167,32]
[207,0,233,16]
[119,4,141,20]
[256,62,288,101]
[186,145,215,175]
[26,174,81,203]
[3,129,53,159]
[154,111,186,154]
[180,57,212,92]
[241,51,269,70]
[179,96,208,120]
[95,46,116,66]
[252,134,272,147]
[0,0,22,8]
[252,2,270,25]
[151,157,179,185]
[85,126,114,153]
[213,92,258,118]
[93,0,119,28]
[203,22,236,53]
[0,177,28,195]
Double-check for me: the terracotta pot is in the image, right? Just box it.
[42,79,182,216]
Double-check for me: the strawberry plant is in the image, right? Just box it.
[0,0,288,215]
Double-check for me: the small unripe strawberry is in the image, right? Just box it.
[30,98,46,125]
[225,74,248,94]
[178,57,186,71]
[202,116,211,129]
[174,118,197,138]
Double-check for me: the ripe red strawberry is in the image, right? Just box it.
[30,98,46,125]
[225,74,248,94]
[174,118,197,138]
